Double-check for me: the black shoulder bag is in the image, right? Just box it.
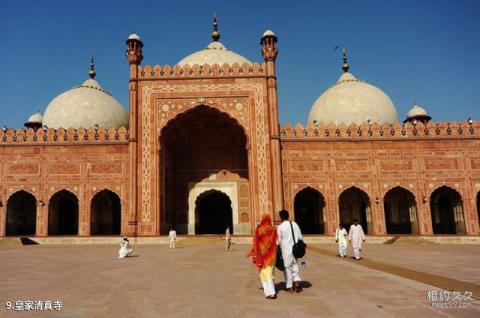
[290,221,307,259]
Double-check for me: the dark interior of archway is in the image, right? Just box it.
[48,190,79,235]
[294,188,325,234]
[91,190,121,235]
[6,191,36,236]
[384,187,416,234]
[195,190,233,234]
[430,187,461,234]
[161,106,248,234]
[339,188,369,234]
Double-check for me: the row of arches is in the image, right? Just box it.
[5,189,121,236]
[294,186,480,235]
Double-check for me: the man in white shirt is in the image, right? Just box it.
[335,223,348,258]
[348,219,365,260]
[168,227,177,249]
[277,209,303,293]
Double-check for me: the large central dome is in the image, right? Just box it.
[308,50,399,126]
[177,15,250,67]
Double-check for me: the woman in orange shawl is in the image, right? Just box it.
[247,215,278,299]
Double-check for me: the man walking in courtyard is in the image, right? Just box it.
[225,227,232,251]
[277,209,303,293]
[335,223,348,258]
[348,219,365,260]
[168,227,177,249]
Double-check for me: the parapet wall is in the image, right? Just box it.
[0,127,129,145]
[280,121,480,140]
[137,63,266,80]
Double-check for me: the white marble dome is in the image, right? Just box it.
[26,112,43,124]
[178,41,250,66]
[42,78,129,129]
[407,104,429,118]
[308,72,399,125]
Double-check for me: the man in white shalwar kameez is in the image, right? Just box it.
[348,219,365,260]
[277,210,303,293]
[225,227,232,251]
[118,236,133,258]
[168,227,177,249]
[335,224,348,258]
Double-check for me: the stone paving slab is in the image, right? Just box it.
[0,243,479,317]
[314,243,480,285]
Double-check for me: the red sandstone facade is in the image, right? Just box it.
[1,33,479,237]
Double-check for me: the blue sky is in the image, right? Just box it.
[1,0,479,128]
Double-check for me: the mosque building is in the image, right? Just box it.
[1,17,479,238]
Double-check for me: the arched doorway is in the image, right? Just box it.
[384,187,418,234]
[430,186,465,235]
[48,190,79,235]
[6,190,37,236]
[195,190,233,234]
[294,187,325,234]
[90,190,121,235]
[339,187,371,234]
[161,105,248,234]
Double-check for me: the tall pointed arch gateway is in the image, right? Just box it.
[126,26,283,235]
[161,105,248,234]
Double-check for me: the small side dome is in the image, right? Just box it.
[262,30,276,37]
[404,103,431,124]
[24,112,43,130]
[128,33,141,41]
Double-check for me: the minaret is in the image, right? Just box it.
[261,30,284,216]
[125,33,144,236]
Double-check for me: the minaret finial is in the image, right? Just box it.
[212,12,220,42]
[342,48,350,73]
[89,56,96,79]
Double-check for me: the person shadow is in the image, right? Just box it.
[274,281,312,293]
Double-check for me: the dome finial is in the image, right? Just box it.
[342,48,350,73]
[212,12,220,42]
[89,56,96,79]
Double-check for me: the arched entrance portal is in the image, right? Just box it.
[384,187,418,234]
[161,105,248,234]
[6,190,37,236]
[90,190,121,235]
[48,190,79,235]
[430,186,465,234]
[294,187,325,234]
[339,187,371,234]
[195,190,233,234]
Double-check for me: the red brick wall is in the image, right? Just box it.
[0,128,130,237]
[280,121,480,236]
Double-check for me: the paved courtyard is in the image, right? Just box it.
[1,240,479,318]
